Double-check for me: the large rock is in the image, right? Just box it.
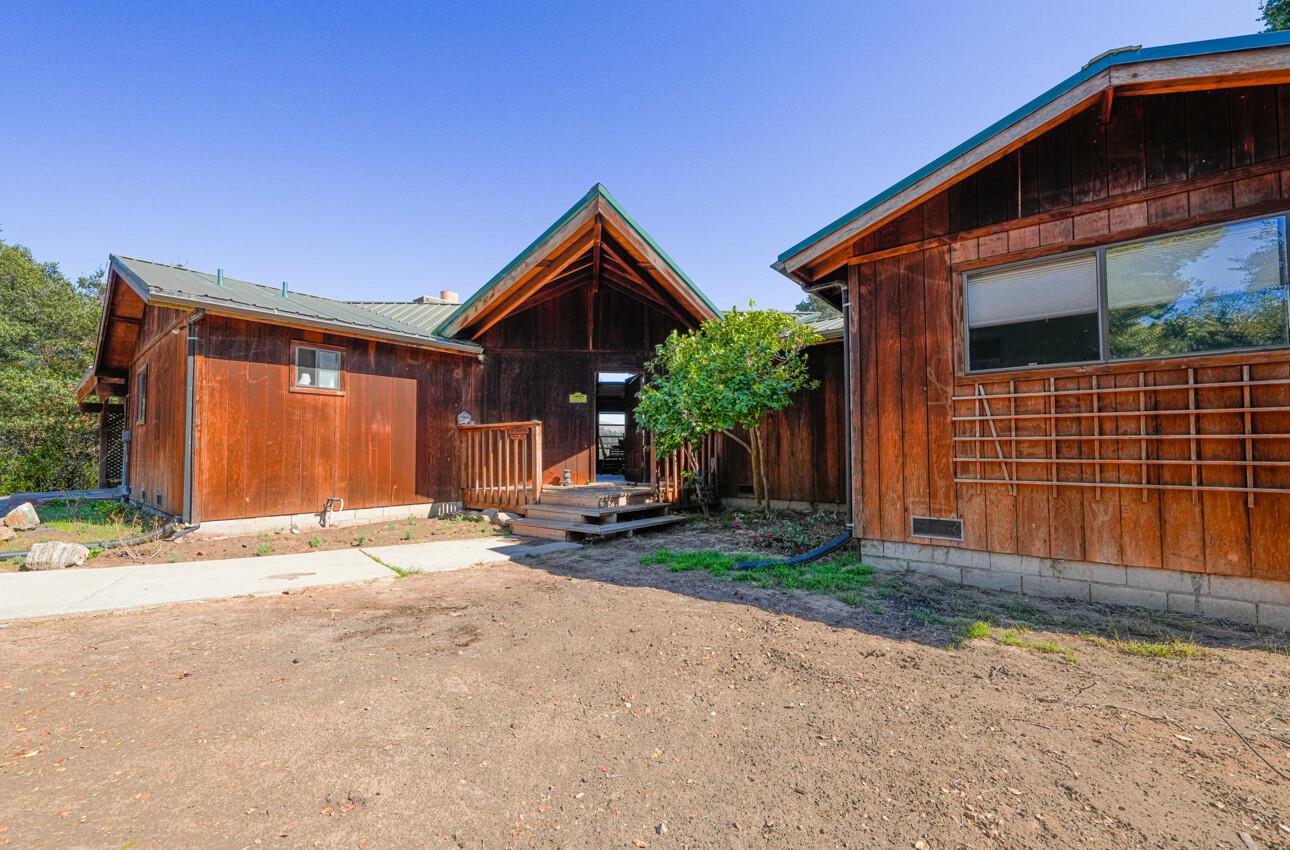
[0,525,14,543]
[23,541,89,571]
[3,501,40,531]
[493,510,518,528]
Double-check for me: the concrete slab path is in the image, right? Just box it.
[0,536,579,622]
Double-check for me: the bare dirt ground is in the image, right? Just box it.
[1,515,496,572]
[2,523,1288,850]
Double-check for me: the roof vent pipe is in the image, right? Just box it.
[440,290,459,304]
[281,281,289,299]
[216,268,224,287]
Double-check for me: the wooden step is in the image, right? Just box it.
[522,502,671,524]
[509,513,685,542]
[538,484,656,508]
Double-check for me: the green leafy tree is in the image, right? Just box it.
[635,306,822,512]
[1263,0,1290,30]
[794,292,839,315]
[0,239,104,493]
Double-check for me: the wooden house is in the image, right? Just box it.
[775,33,1290,627]
[78,185,721,533]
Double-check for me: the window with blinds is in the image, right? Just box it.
[966,253,1100,370]
[965,214,1290,372]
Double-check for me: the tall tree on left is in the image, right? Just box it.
[0,239,104,493]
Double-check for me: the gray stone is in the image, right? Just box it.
[1089,583,1168,612]
[1020,574,1091,601]
[962,567,1023,592]
[493,511,518,528]
[1257,603,1290,632]
[1198,596,1258,625]
[23,541,89,571]
[1207,574,1290,607]
[3,502,40,531]
[1044,559,1127,586]
[480,507,500,524]
[1125,565,1208,595]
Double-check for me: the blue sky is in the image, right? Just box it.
[0,1,1265,311]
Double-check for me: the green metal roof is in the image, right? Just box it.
[794,310,843,340]
[776,31,1290,267]
[110,256,481,354]
[348,300,461,334]
[438,183,721,334]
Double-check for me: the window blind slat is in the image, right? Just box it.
[967,254,1098,328]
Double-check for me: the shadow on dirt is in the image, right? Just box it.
[505,514,1290,658]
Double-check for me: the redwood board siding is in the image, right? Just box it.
[193,315,475,522]
[476,274,694,487]
[719,342,847,505]
[127,305,187,517]
[833,82,1290,580]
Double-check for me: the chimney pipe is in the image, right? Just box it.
[281,281,289,299]
[439,290,459,303]
[216,268,224,287]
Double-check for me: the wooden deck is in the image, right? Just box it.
[509,483,683,541]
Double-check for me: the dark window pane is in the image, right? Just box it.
[969,312,1100,371]
[1106,217,1289,359]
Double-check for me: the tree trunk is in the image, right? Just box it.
[753,425,770,513]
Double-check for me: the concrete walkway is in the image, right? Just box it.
[0,536,579,622]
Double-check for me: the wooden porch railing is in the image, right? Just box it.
[649,432,719,506]
[458,420,543,511]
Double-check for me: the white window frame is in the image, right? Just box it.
[963,211,1290,375]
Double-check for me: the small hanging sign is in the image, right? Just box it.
[568,392,588,404]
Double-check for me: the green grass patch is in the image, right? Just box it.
[363,551,419,578]
[1,498,152,552]
[642,549,875,605]
[965,624,1078,663]
[1087,633,1200,659]
[254,543,271,557]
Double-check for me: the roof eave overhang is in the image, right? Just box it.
[774,36,1290,286]
[147,293,483,356]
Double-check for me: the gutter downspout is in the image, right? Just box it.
[805,280,855,534]
[182,309,205,524]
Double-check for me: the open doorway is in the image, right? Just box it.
[595,372,643,483]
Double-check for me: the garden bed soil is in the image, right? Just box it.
[2,522,1287,849]
[0,515,496,572]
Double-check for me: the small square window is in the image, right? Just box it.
[292,344,343,393]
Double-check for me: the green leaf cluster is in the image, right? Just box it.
[636,306,821,454]
[0,238,104,493]
[635,305,821,509]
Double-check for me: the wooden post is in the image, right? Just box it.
[532,422,543,503]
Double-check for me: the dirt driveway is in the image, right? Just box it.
[2,525,1288,849]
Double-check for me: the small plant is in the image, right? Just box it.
[356,534,369,546]
[644,549,874,606]
[990,628,1077,663]
[255,543,271,557]
[403,529,414,541]
[1088,633,1200,659]
[308,535,322,548]
[963,620,992,640]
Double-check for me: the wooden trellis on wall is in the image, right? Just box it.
[951,361,1290,505]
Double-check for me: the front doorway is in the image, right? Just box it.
[595,372,644,483]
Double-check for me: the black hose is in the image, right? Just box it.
[734,530,854,570]
[0,519,181,561]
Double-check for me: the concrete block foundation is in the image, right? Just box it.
[865,538,1289,630]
